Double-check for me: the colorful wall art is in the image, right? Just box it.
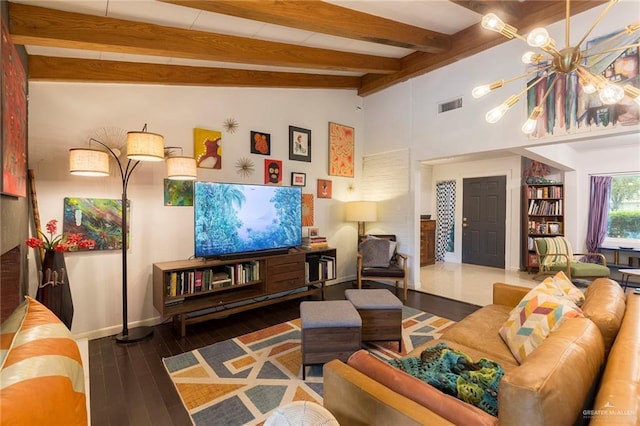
[164,179,194,206]
[264,159,283,185]
[328,122,354,177]
[302,193,314,226]
[194,128,222,169]
[63,198,129,251]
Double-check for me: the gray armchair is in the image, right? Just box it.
[356,235,408,301]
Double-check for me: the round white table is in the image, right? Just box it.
[265,401,339,426]
[619,269,640,291]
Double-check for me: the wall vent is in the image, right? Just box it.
[438,97,463,114]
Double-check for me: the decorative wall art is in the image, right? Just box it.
[163,179,194,206]
[317,179,332,199]
[301,193,314,226]
[1,23,27,197]
[235,157,255,178]
[223,118,238,133]
[250,131,271,155]
[526,29,639,139]
[289,126,311,162]
[264,159,283,185]
[328,122,354,177]
[194,128,222,169]
[62,197,129,251]
[291,172,306,187]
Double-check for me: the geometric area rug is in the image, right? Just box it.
[163,306,455,425]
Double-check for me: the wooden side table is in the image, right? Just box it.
[619,269,640,291]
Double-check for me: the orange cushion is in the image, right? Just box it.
[0,296,87,426]
[347,350,498,426]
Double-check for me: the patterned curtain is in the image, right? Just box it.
[436,180,456,261]
[586,176,612,253]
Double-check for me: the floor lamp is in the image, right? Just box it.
[69,126,197,343]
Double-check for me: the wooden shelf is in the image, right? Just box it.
[153,247,337,336]
[522,183,564,273]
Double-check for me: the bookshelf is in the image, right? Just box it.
[522,183,564,272]
[153,247,336,336]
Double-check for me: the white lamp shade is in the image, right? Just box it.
[69,148,110,176]
[345,201,378,222]
[126,131,165,161]
[166,156,197,180]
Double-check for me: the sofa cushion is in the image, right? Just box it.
[347,349,498,426]
[499,317,605,426]
[359,238,393,267]
[499,289,583,363]
[439,304,519,368]
[539,271,585,306]
[0,296,87,426]
[581,278,626,354]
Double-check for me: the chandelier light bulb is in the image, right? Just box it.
[581,79,597,94]
[527,27,550,48]
[623,85,640,106]
[481,13,504,32]
[472,80,504,99]
[522,106,543,134]
[485,95,519,124]
[598,83,624,105]
[522,51,543,64]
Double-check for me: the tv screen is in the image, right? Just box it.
[194,182,302,258]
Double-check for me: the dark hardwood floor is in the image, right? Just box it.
[88,281,479,426]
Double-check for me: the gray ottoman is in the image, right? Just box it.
[345,289,403,352]
[300,300,361,380]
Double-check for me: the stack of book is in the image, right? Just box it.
[301,236,328,249]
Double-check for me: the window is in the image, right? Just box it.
[605,174,640,247]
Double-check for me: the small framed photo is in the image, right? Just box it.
[308,228,319,237]
[289,126,311,162]
[291,172,306,187]
[250,131,271,155]
[317,179,332,199]
[537,223,548,234]
[264,159,282,185]
[548,222,561,234]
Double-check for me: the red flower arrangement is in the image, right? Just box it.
[25,219,96,252]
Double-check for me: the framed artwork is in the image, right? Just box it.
[291,172,306,187]
[308,227,319,237]
[1,23,27,197]
[302,193,314,226]
[264,159,282,185]
[164,179,194,206]
[548,222,562,234]
[289,126,311,162]
[194,128,222,169]
[328,122,354,177]
[250,131,270,155]
[62,197,129,251]
[317,179,332,199]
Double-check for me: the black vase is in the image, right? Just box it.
[36,249,74,329]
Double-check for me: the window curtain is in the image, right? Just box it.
[436,180,456,261]
[586,176,612,253]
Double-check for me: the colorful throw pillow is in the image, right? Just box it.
[499,290,583,363]
[0,296,87,425]
[540,271,585,306]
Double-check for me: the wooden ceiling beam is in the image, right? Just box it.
[161,0,451,53]
[27,55,362,89]
[360,1,608,96]
[8,3,399,74]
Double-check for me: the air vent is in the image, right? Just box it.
[438,97,463,114]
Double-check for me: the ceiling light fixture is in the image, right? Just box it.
[474,0,640,135]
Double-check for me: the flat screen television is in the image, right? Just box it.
[194,182,302,258]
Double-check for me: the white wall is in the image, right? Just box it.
[362,2,640,280]
[27,84,364,338]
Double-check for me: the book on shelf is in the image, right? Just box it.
[301,236,329,249]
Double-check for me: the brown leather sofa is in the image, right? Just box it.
[324,278,634,426]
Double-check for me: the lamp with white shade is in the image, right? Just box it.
[345,201,378,238]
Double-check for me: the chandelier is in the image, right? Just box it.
[473,0,640,135]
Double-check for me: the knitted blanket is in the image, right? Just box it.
[388,342,504,416]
